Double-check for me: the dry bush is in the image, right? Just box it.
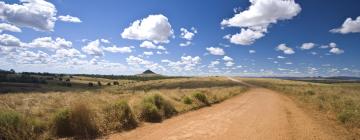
[0,110,46,140]
[139,94,178,122]
[103,100,137,131]
[51,103,98,139]
[192,93,210,106]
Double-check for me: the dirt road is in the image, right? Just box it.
[104,78,342,140]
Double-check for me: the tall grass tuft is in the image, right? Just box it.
[0,110,45,140]
[51,103,99,138]
[104,100,138,131]
[193,93,210,106]
[139,94,177,122]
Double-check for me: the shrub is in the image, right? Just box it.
[304,90,315,96]
[104,100,137,131]
[51,109,73,137]
[107,82,111,86]
[193,93,209,106]
[51,104,98,138]
[70,103,98,138]
[113,81,119,85]
[183,96,192,104]
[140,102,162,122]
[88,82,94,87]
[0,110,45,140]
[139,94,177,122]
[97,81,102,86]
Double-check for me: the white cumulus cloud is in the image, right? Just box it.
[0,0,57,31]
[329,47,344,54]
[27,37,72,50]
[82,39,104,56]
[140,41,166,50]
[206,47,225,55]
[103,45,132,53]
[0,23,21,33]
[330,16,360,34]
[221,0,301,45]
[121,14,173,43]
[276,44,295,54]
[301,42,315,50]
[223,56,233,61]
[58,15,82,23]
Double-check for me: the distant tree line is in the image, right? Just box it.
[73,74,186,81]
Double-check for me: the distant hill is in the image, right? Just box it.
[142,70,156,74]
[136,70,162,77]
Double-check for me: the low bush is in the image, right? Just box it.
[139,94,177,122]
[51,104,99,138]
[193,93,209,106]
[104,100,137,131]
[51,109,73,137]
[183,96,192,104]
[0,110,45,140]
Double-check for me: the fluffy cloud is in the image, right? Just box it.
[320,42,344,54]
[103,45,132,53]
[54,48,85,58]
[206,47,225,55]
[121,14,173,43]
[330,47,344,54]
[223,56,233,61]
[0,34,22,46]
[58,15,82,23]
[330,16,360,34]
[225,61,235,67]
[18,50,50,64]
[276,44,295,54]
[0,0,57,31]
[221,0,301,45]
[300,42,315,50]
[0,23,21,33]
[249,50,256,54]
[208,61,220,68]
[27,37,72,50]
[82,39,104,56]
[228,28,264,45]
[180,27,197,40]
[143,51,154,56]
[140,41,166,50]
[179,41,191,47]
[162,56,201,71]
[277,56,286,59]
[320,42,337,49]
[126,55,163,70]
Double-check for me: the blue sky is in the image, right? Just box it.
[0,0,360,76]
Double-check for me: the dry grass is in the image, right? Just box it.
[0,76,248,139]
[241,78,360,135]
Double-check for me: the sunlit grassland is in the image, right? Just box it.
[0,76,248,139]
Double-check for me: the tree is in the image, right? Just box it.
[9,69,15,74]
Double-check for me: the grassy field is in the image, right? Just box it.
[0,76,248,139]
[241,78,360,136]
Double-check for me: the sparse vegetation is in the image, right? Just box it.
[193,93,210,106]
[0,109,45,140]
[0,76,248,139]
[50,104,98,138]
[139,94,177,122]
[182,96,192,104]
[103,100,137,131]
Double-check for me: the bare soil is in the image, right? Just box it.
[102,78,347,140]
